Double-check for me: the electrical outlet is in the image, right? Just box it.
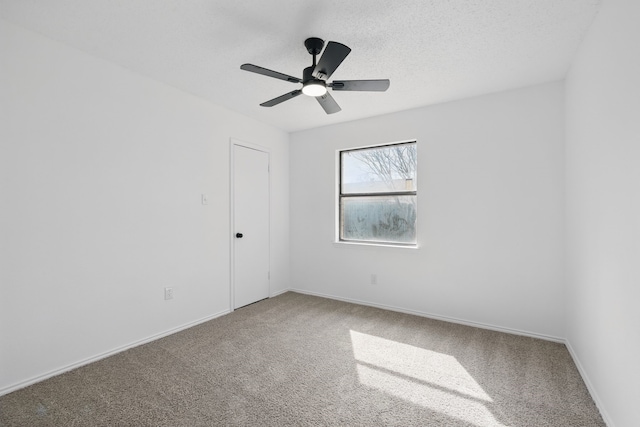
[164,287,174,300]
[370,274,377,285]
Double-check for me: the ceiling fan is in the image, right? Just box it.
[240,37,390,114]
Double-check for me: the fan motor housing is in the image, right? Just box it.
[301,66,327,96]
[302,66,315,83]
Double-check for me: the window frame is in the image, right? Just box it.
[337,141,417,247]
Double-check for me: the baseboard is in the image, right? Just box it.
[290,288,564,343]
[565,340,614,427]
[270,288,289,298]
[0,309,230,397]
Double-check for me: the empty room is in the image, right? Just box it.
[0,0,638,426]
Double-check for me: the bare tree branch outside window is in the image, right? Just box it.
[349,144,416,185]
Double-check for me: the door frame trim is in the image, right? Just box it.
[229,138,271,311]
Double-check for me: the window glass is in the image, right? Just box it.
[341,195,417,243]
[341,144,417,194]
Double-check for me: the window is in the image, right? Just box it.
[339,141,417,245]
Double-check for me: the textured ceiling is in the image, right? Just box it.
[0,0,601,132]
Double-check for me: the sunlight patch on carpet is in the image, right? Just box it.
[350,330,506,427]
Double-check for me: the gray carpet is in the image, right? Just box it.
[0,292,605,426]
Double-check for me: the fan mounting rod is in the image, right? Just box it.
[304,37,325,67]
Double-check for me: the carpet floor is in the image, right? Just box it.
[0,292,605,426]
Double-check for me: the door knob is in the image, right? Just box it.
[235,233,243,238]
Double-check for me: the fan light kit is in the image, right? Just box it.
[302,80,327,97]
[241,37,390,114]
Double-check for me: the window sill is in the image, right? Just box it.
[333,241,419,250]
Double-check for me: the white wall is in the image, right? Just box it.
[0,20,289,394]
[565,0,640,425]
[290,82,565,339]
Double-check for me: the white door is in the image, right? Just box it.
[232,143,270,309]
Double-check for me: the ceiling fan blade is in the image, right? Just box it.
[331,79,390,92]
[316,92,341,114]
[260,90,302,107]
[241,64,302,83]
[313,42,351,79]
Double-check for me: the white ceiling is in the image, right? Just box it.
[0,0,601,132]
